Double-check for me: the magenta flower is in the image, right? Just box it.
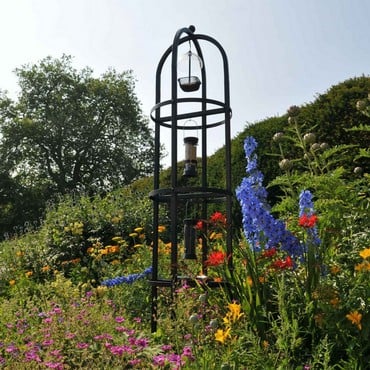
[25,350,41,362]
[76,342,89,349]
[65,332,76,339]
[44,361,64,369]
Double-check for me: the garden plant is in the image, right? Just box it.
[0,102,369,369]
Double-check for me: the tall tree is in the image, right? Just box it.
[0,55,155,196]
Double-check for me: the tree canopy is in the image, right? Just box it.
[0,55,155,196]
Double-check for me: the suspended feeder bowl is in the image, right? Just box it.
[177,50,203,92]
[178,76,201,92]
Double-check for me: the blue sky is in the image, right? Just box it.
[0,0,369,166]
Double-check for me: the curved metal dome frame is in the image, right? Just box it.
[149,25,233,332]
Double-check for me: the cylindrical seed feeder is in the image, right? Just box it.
[183,136,198,177]
[183,218,197,259]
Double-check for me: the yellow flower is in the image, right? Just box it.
[25,271,33,278]
[211,232,224,240]
[215,327,231,344]
[99,249,108,255]
[87,247,95,254]
[346,310,362,330]
[209,231,217,240]
[16,251,24,257]
[95,285,108,297]
[227,302,243,322]
[359,248,370,259]
[111,216,122,224]
[9,279,16,286]
[112,236,123,242]
[134,227,144,233]
[129,233,138,237]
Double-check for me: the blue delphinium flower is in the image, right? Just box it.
[236,136,303,257]
[299,190,314,217]
[101,266,152,287]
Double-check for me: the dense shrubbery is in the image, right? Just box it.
[0,79,369,368]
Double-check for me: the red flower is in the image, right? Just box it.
[272,256,293,270]
[299,213,318,228]
[261,247,277,258]
[195,220,205,230]
[209,211,227,225]
[205,251,226,267]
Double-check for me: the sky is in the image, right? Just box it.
[0,0,369,167]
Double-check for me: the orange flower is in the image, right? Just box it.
[330,265,341,275]
[107,245,120,254]
[158,225,166,233]
[359,248,370,259]
[25,271,33,278]
[355,261,370,272]
[346,310,362,330]
[246,276,253,287]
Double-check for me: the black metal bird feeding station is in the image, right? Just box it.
[149,25,233,332]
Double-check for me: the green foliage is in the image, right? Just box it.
[0,76,369,368]
[0,55,155,236]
